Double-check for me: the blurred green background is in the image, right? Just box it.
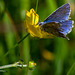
[0,0,75,75]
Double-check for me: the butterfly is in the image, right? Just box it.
[38,3,74,40]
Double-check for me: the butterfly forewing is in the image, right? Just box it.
[44,3,70,22]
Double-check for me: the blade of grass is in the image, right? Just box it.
[22,32,30,75]
[3,12,17,62]
[20,0,31,74]
[54,38,68,75]
[34,0,39,24]
[35,0,38,13]
[0,43,10,75]
[67,62,75,75]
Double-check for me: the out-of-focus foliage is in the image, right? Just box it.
[0,0,75,75]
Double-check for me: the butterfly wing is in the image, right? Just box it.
[44,3,70,22]
[59,20,73,35]
[41,20,73,39]
[41,22,63,37]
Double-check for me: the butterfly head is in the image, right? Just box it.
[37,22,46,26]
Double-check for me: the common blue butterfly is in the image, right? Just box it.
[38,3,74,40]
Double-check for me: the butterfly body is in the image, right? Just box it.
[38,3,74,40]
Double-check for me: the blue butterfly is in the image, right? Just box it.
[38,3,74,40]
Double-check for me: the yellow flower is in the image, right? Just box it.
[24,8,54,38]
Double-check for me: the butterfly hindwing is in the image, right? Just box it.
[44,3,70,22]
[59,20,73,35]
[41,22,62,37]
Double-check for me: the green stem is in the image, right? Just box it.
[35,0,38,13]
[17,33,30,44]
[67,63,75,75]
[34,0,38,24]
[0,33,30,61]
[0,62,27,69]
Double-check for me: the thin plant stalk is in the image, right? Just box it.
[0,62,27,69]
[0,33,30,61]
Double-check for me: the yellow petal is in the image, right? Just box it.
[24,8,54,38]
